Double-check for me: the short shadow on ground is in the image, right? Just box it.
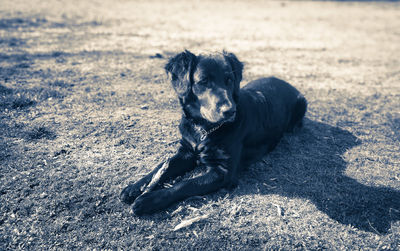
[240,118,400,234]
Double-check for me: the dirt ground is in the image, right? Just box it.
[1,0,400,250]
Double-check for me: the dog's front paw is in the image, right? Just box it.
[120,183,145,204]
[132,190,170,215]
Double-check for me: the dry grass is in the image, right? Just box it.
[1,0,400,250]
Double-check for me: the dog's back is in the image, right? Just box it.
[242,77,306,131]
[237,77,307,161]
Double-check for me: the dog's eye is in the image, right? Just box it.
[197,79,208,86]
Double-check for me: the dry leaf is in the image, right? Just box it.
[173,214,209,231]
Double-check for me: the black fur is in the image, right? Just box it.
[120,50,307,215]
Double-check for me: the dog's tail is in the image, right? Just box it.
[288,94,307,132]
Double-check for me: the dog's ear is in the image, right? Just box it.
[165,50,197,97]
[223,51,243,84]
[223,51,243,102]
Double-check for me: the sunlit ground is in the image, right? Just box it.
[1,0,400,249]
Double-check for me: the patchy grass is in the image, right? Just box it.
[0,0,399,250]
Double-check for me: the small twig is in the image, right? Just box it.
[173,214,209,231]
[367,219,381,235]
[167,139,180,146]
[170,206,184,216]
[389,208,400,219]
[263,183,277,189]
[272,203,284,217]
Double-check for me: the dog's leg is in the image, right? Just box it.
[131,167,225,215]
[120,145,196,204]
[120,162,164,204]
[132,146,242,215]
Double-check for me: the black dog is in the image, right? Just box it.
[120,50,307,215]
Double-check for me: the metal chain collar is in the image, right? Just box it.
[195,122,224,141]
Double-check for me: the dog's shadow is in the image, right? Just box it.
[238,118,400,234]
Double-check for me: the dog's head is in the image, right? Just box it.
[165,50,243,124]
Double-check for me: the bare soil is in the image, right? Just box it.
[1,0,400,250]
